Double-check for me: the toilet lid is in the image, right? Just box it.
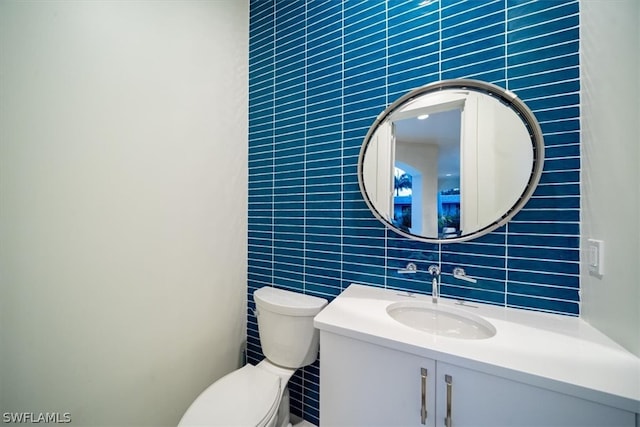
[178,364,281,427]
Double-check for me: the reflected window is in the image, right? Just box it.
[438,187,460,237]
[393,167,412,231]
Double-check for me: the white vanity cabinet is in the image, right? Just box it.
[320,331,636,427]
[320,331,436,427]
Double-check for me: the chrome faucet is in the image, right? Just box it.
[428,265,440,303]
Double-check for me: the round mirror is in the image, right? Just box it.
[358,79,544,243]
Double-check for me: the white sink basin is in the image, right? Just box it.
[386,301,496,340]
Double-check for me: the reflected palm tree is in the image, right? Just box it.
[394,172,412,196]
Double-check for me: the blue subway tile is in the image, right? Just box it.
[443,284,506,306]
[508,15,578,43]
[533,183,580,197]
[442,0,504,28]
[508,222,579,235]
[388,0,439,24]
[538,170,579,185]
[509,246,579,262]
[389,26,439,56]
[507,294,579,315]
[545,143,580,158]
[441,251,506,270]
[508,258,579,275]
[443,20,504,49]
[525,196,579,209]
[509,55,579,82]
[249,0,581,420]
[512,209,579,223]
[344,1,385,30]
[507,1,579,24]
[540,119,580,134]
[544,157,580,172]
[508,282,579,301]
[508,42,579,70]
[507,234,579,249]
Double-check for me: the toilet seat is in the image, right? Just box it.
[178,364,281,427]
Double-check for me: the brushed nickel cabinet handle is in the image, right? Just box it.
[420,368,428,424]
[445,374,453,427]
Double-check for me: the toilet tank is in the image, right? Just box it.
[254,287,328,369]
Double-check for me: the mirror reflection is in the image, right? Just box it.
[359,79,543,243]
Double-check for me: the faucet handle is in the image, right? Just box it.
[427,265,440,275]
[453,267,477,283]
[397,262,418,274]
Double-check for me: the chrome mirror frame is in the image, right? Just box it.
[357,79,545,244]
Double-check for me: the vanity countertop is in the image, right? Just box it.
[313,284,640,414]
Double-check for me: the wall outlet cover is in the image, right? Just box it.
[587,239,604,277]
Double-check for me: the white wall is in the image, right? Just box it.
[0,1,248,425]
[580,0,640,356]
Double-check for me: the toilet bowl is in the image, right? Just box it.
[178,287,327,427]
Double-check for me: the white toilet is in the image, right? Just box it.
[178,286,328,427]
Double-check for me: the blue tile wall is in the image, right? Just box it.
[248,0,580,424]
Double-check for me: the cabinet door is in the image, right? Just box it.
[435,361,635,427]
[320,331,436,427]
